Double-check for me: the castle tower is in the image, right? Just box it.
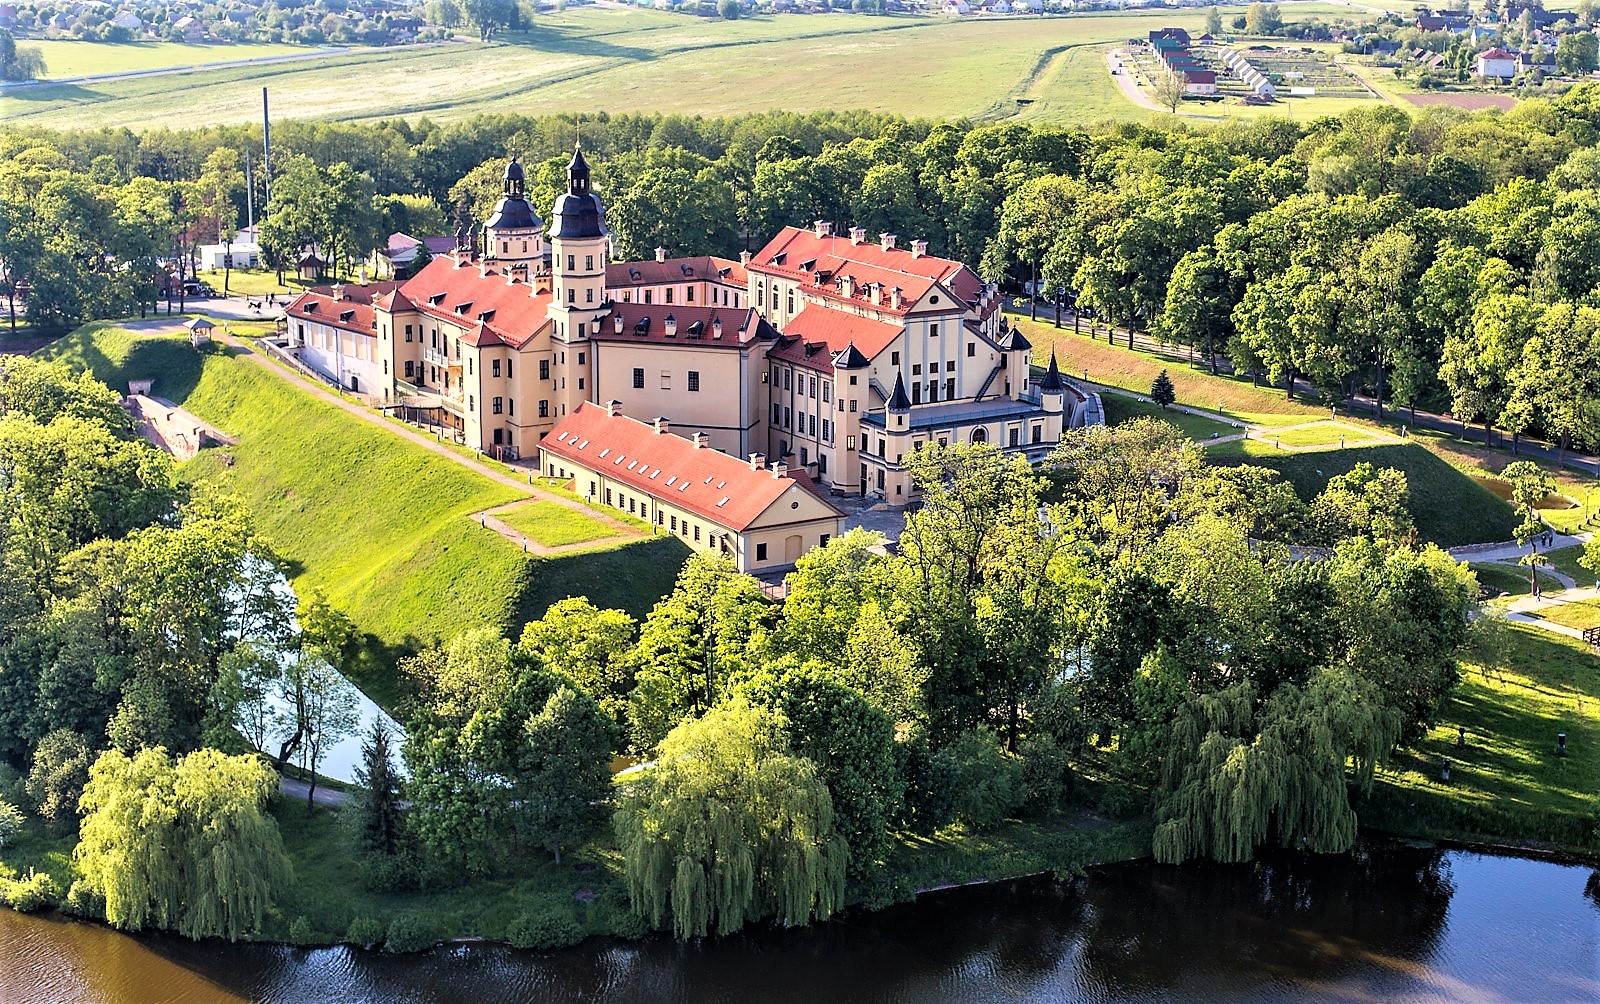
[484,158,544,277]
[547,144,609,418]
[1038,348,1065,418]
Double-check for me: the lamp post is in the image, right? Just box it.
[223,237,233,298]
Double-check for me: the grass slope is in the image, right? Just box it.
[498,501,615,547]
[1209,440,1518,548]
[1366,623,1600,850]
[3,4,1376,130]
[26,39,312,79]
[1099,392,1237,441]
[40,323,685,702]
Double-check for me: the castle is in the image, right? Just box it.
[283,148,1094,516]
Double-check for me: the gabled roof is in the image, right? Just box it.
[540,403,843,532]
[393,255,552,348]
[284,283,402,335]
[749,226,987,316]
[606,255,748,289]
[594,304,772,347]
[768,304,902,372]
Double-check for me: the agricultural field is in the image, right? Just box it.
[2,3,1387,130]
[22,38,316,79]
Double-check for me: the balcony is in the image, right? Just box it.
[423,347,458,369]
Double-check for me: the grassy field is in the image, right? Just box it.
[1366,623,1599,850]
[1209,440,1518,548]
[1469,562,1565,598]
[192,268,312,298]
[39,321,686,703]
[24,38,314,79]
[1269,421,1388,448]
[498,500,616,547]
[1099,391,1238,441]
[2,4,1388,130]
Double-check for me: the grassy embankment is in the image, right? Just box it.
[40,321,688,705]
[3,3,1380,131]
[1017,315,1523,548]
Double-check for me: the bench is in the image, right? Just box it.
[1584,626,1600,649]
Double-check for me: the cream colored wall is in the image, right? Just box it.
[612,279,743,311]
[593,342,756,456]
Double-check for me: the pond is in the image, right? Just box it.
[4,840,1596,1003]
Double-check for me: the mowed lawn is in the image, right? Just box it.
[4,3,1383,130]
[40,323,687,701]
[1370,624,1600,849]
[1099,391,1238,441]
[24,38,313,79]
[498,500,616,548]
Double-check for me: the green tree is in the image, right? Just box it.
[1501,460,1556,595]
[517,597,636,733]
[1245,1,1282,33]
[1205,5,1222,34]
[613,700,847,938]
[1557,30,1599,74]
[519,683,614,863]
[352,719,404,857]
[1154,69,1188,115]
[1151,370,1176,408]
[25,728,92,828]
[75,747,292,940]
[0,29,46,80]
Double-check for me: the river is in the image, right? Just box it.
[3,841,1596,1003]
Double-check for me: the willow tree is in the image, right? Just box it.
[614,701,846,938]
[75,747,291,940]
[1151,669,1400,864]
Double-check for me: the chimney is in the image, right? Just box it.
[891,286,904,310]
[664,314,677,338]
[607,399,623,417]
[740,249,752,266]
[655,246,667,263]
[477,261,490,278]
[770,461,789,479]
[654,416,670,434]
[712,317,723,339]
[613,312,624,335]
[692,431,709,449]
[748,452,765,470]
[849,227,866,245]
[332,283,345,301]
[870,282,883,306]
[814,220,833,238]
[840,275,856,298]
[880,233,897,251]
[911,239,929,258]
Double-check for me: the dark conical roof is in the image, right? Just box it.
[504,158,524,183]
[550,143,606,240]
[998,326,1031,352]
[832,342,870,369]
[888,370,911,411]
[1039,349,1065,393]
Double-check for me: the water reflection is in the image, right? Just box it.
[4,842,1596,1004]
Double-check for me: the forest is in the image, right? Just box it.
[3,92,1600,943]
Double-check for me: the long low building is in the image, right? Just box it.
[540,400,844,574]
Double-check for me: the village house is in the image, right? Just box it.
[1477,47,1520,80]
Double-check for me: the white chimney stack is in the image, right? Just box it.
[654,417,670,434]
[911,239,929,258]
[880,233,896,251]
[815,220,834,238]
[606,400,623,417]
[692,431,709,448]
[748,452,765,470]
[655,247,667,263]
[770,461,789,479]
[664,314,677,338]
[849,227,866,245]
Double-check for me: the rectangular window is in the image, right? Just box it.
[809,414,816,436]
[567,255,575,270]
[947,361,956,372]
[849,375,858,385]
[694,525,701,542]
[492,359,501,377]
[508,400,514,416]
[877,439,885,458]
[822,419,831,442]
[589,480,596,496]
[784,369,791,390]
[578,378,585,390]
[967,343,976,357]
[404,360,415,378]
[567,289,575,303]
[784,407,792,428]
[586,289,594,304]
[1033,425,1042,443]
[849,401,857,412]
[661,371,671,390]
[773,403,781,425]
[666,289,673,304]
[468,395,475,412]
[468,358,473,376]
[540,359,549,380]
[605,488,613,505]
[629,498,637,515]
[931,324,939,338]
[507,359,513,378]
[822,383,831,403]
[809,377,816,398]
[1009,427,1020,446]
[645,290,653,304]
[633,367,645,389]
[405,324,413,342]
[801,446,808,465]
[757,542,768,561]
[912,363,921,375]
[539,400,549,418]
[912,383,921,405]
[492,397,503,415]
[585,255,594,270]
[891,351,900,365]
[687,287,695,303]
[946,378,956,399]
[847,434,856,450]
[688,371,700,392]
[578,352,586,365]
[671,515,678,532]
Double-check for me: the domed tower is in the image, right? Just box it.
[547,144,610,418]
[484,157,543,276]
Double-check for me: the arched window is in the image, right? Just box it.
[972,427,987,444]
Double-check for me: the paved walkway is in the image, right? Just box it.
[279,775,348,808]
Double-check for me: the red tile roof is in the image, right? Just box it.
[767,305,902,372]
[394,255,552,348]
[284,283,402,334]
[749,226,989,315]
[594,303,773,347]
[541,403,843,531]
[606,255,748,290]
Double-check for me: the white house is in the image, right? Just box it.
[1477,47,1519,80]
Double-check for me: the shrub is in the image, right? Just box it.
[288,916,315,944]
[345,915,386,948]
[384,912,437,954]
[2,869,63,912]
[894,735,957,835]
[506,908,583,950]
[1019,735,1073,814]
[61,880,104,919]
[0,799,24,848]
[944,729,1026,829]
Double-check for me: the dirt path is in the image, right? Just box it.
[279,775,347,809]
[212,330,645,550]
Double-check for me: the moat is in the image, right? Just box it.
[5,840,1597,1003]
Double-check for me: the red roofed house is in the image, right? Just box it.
[541,401,843,572]
[1476,47,1519,81]
[283,280,404,398]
